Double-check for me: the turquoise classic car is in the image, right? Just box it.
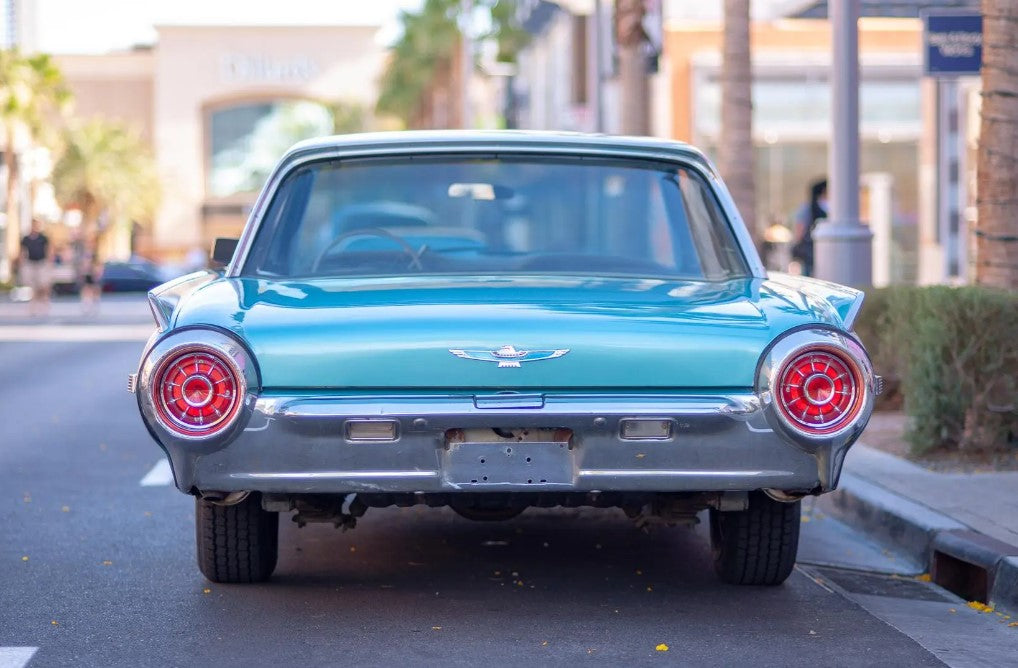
[131,131,878,586]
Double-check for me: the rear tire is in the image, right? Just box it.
[709,491,800,585]
[196,493,278,583]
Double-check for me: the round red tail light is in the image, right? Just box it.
[776,348,863,434]
[152,348,242,437]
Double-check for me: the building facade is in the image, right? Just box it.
[56,24,386,262]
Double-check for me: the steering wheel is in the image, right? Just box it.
[312,227,425,272]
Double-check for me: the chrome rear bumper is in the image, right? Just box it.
[156,391,866,496]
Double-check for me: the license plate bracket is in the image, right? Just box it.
[442,440,575,487]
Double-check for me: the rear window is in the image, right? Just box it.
[241,156,750,281]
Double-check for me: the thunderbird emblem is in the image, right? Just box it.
[449,345,570,368]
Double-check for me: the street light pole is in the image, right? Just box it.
[813,0,872,286]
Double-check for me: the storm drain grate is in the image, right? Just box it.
[811,567,956,603]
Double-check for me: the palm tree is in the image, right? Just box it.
[0,49,71,280]
[329,100,368,135]
[377,0,523,129]
[51,119,160,257]
[718,0,757,248]
[975,0,1018,289]
[615,0,650,135]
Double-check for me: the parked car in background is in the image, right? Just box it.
[49,258,78,295]
[130,131,880,586]
[101,258,172,293]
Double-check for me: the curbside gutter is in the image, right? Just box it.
[821,472,1018,616]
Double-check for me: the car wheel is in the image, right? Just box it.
[709,491,800,586]
[196,493,278,583]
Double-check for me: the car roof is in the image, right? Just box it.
[283,130,716,175]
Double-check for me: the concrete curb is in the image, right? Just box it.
[822,472,1018,615]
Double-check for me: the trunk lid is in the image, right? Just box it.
[173,276,822,390]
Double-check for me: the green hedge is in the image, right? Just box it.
[854,286,1018,455]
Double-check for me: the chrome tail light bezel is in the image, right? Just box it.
[756,327,875,447]
[137,328,259,444]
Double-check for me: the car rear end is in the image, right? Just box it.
[132,132,878,585]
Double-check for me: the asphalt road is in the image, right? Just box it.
[1,322,1016,667]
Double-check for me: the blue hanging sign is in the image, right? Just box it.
[922,11,982,77]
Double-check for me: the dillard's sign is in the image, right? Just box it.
[219,54,319,84]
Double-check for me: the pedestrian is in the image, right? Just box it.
[78,240,102,316]
[20,219,53,316]
[790,178,828,277]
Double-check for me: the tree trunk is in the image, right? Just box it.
[4,132,20,279]
[976,0,1018,289]
[615,0,650,136]
[718,0,758,247]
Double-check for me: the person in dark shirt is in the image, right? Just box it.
[21,219,53,315]
[791,179,828,277]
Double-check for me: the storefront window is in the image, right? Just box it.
[207,99,334,198]
[693,67,921,282]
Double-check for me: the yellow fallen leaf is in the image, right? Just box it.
[61,506,70,512]
[801,516,811,523]
[646,586,653,592]
[916,573,931,582]
[51,620,58,626]
[101,560,112,566]
[432,626,442,630]
[655,644,669,652]
[203,588,211,594]
[541,641,548,646]
[636,453,646,459]
[21,556,28,562]
[967,601,994,613]
[1009,622,1018,628]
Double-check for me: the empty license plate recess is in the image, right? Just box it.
[442,428,574,487]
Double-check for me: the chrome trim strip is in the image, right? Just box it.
[578,469,785,478]
[268,394,761,419]
[233,471,439,480]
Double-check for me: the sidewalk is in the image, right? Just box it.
[0,294,153,326]
[822,441,1018,615]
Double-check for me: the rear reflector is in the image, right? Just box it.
[619,418,673,440]
[346,419,399,441]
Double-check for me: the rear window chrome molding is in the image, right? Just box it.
[137,328,260,447]
[225,144,766,281]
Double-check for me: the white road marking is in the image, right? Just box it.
[0,647,38,668]
[0,324,154,342]
[140,459,174,487]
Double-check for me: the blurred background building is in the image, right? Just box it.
[0,0,985,286]
[509,0,981,286]
[56,25,385,260]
